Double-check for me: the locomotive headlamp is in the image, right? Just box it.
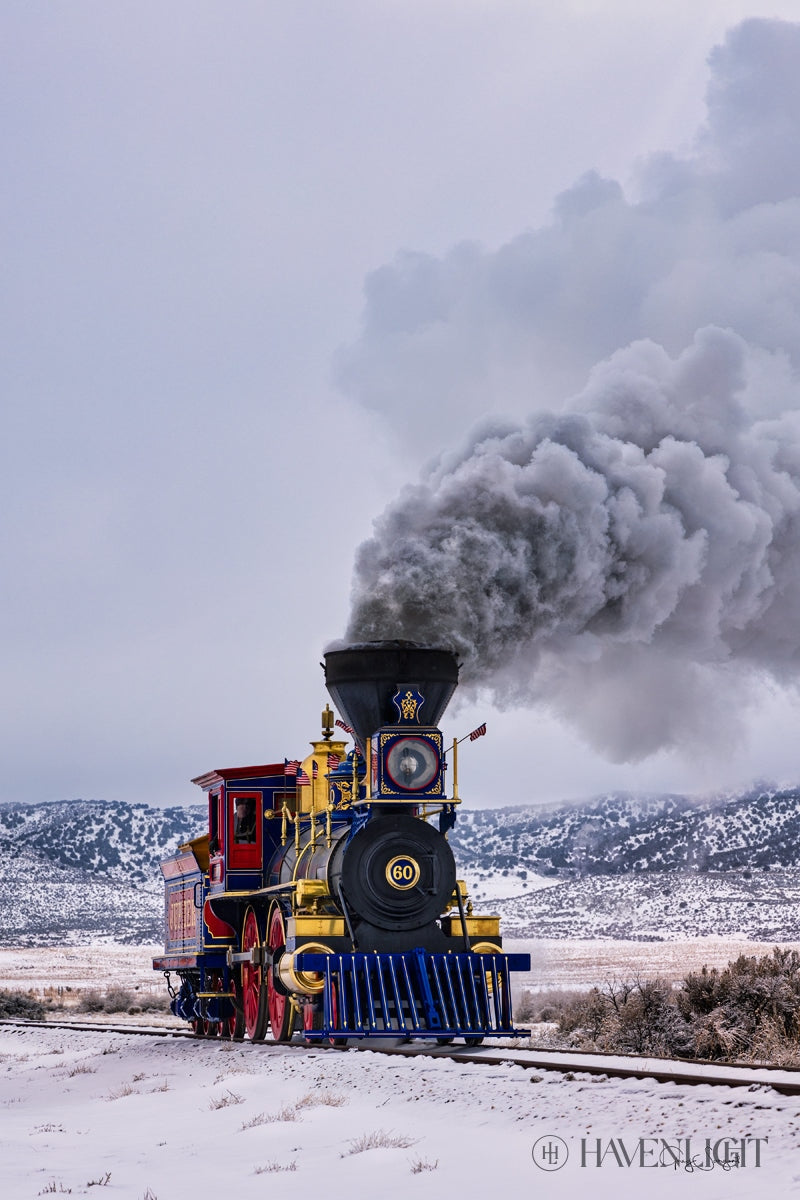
[385,737,439,791]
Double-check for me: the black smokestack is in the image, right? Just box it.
[324,640,459,748]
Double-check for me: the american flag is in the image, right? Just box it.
[297,766,311,786]
[284,759,300,777]
[312,760,318,780]
[335,718,354,734]
[328,752,341,769]
[469,722,487,742]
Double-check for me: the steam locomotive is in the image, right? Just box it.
[153,642,530,1043]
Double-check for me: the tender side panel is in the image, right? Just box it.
[161,850,204,955]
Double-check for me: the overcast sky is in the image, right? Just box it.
[4,1,800,810]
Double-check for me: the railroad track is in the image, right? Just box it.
[3,1016,800,1095]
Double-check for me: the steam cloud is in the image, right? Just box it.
[343,20,800,762]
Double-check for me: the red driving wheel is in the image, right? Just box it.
[241,907,268,1040]
[266,905,294,1042]
[328,976,348,1049]
[302,1001,323,1046]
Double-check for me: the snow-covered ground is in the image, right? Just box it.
[4,939,800,1197]
[1,1023,797,1199]
[470,869,559,903]
[0,945,164,995]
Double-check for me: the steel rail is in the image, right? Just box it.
[2,1017,799,1095]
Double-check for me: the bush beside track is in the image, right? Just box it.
[520,947,800,1065]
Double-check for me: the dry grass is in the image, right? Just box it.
[341,1129,418,1157]
[239,1090,347,1131]
[410,1158,439,1173]
[296,1090,347,1109]
[208,1089,244,1110]
[240,1105,299,1129]
[67,1062,96,1077]
[212,1066,252,1085]
[106,1082,137,1100]
[254,1161,298,1174]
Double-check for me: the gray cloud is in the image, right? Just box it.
[343,19,800,763]
[338,20,800,445]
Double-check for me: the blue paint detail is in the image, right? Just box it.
[392,687,425,724]
[412,946,442,1029]
[296,950,531,1040]
[375,729,444,798]
[345,807,370,847]
[169,964,235,1027]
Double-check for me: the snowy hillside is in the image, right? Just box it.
[0,801,205,945]
[0,800,205,883]
[2,787,800,946]
[449,786,800,876]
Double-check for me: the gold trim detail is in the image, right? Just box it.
[385,854,421,891]
[295,879,329,910]
[277,941,332,995]
[440,916,501,938]
[289,916,346,938]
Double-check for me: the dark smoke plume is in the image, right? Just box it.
[340,20,800,763]
[345,328,800,760]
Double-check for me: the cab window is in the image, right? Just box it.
[227,790,262,869]
[233,795,257,844]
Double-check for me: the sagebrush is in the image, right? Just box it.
[0,989,46,1020]
[543,947,800,1064]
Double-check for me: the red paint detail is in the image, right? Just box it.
[160,852,199,879]
[204,899,235,939]
[152,955,200,970]
[227,790,263,870]
[191,764,286,790]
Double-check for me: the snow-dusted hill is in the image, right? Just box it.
[2,787,800,946]
[448,786,800,876]
[0,800,204,945]
[0,799,205,883]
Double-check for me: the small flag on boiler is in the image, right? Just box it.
[297,766,311,786]
[328,752,341,769]
[469,722,487,742]
[284,759,300,777]
[312,760,318,780]
[335,718,354,734]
